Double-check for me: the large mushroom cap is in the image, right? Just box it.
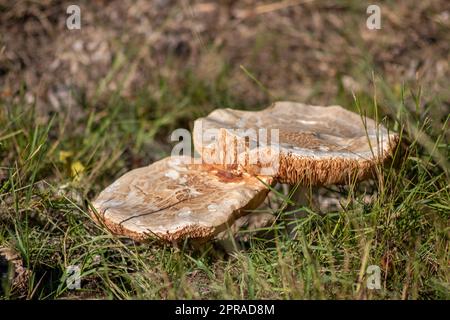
[193,101,399,185]
[91,156,272,242]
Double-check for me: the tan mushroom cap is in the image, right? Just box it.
[91,156,273,242]
[193,101,399,185]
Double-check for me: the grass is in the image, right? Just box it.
[0,67,449,300]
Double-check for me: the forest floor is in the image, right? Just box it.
[0,0,449,299]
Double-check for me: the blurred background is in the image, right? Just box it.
[1,1,449,112]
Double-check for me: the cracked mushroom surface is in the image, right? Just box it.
[91,156,273,242]
[193,101,399,185]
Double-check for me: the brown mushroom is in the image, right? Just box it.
[91,156,273,243]
[193,101,399,186]
[92,101,399,244]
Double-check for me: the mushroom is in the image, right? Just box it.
[193,101,399,235]
[193,101,399,186]
[91,156,273,243]
[91,101,399,244]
